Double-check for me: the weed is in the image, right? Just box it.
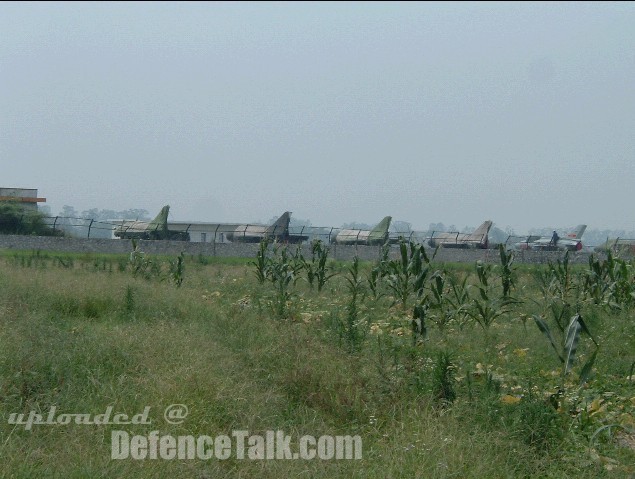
[169,251,185,287]
[341,256,365,353]
[432,350,456,407]
[124,285,136,317]
[508,395,564,450]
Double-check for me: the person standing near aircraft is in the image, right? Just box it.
[550,231,560,246]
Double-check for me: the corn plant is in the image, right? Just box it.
[411,299,428,344]
[385,239,435,308]
[128,239,154,279]
[426,270,472,333]
[547,251,578,302]
[466,261,517,332]
[290,245,305,286]
[367,243,390,300]
[532,312,599,389]
[531,252,584,334]
[250,239,271,285]
[334,256,366,353]
[432,350,457,407]
[426,271,454,332]
[168,251,185,287]
[583,252,634,309]
[301,239,336,292]
[267,243,296,319]
[447,271,471,329]
[499,244,516,298]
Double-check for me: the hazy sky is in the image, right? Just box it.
[2,2,634,233]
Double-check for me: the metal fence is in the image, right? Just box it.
[0,214,630,251]
[34,216,481,245]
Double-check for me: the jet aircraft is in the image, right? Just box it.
[594,238,635,255]
[514,225,586,251]
[114,205,190,241]
[427,221,492,249]
[332,216,392,245]
[225,212,308,244]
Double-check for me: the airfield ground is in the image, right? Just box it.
[0,249,633,478]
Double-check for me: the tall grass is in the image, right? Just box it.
[0,249,632,478]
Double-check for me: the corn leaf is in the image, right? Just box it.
[532,315,564,363]
[579,349,598,385]
[564,314,583,376]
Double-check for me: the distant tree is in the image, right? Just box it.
[341,222,373,230]
[81,208,150,222]
[53,206,151,238]
[78,208,151,238]
[488,226,509,246]
[60,205,79,218]
[289,216,312,238]
[55,205,83,237]
[117,209,151,221]
[39,205,52,216]
[289,216,311,229]
[0,201,62,236]
[391,221,412,235]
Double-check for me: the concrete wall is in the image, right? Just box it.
[0,234,597,265]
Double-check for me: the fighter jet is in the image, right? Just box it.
[114,205,190,241]
[514,225,586,251]
[332,216,392,245]
[594,238,635,255]
[428,221,492,249]
[225,211,308,244]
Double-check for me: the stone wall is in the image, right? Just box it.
[0,234,597,265]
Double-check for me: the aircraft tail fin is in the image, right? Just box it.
[368,216,392,243]
[466,220,493,246]
[147,205,170,232]
[567,224,587,239]
[265,211,291,236]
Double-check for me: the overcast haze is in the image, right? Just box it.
[2,1,634,233]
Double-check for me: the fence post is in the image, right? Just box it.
[213,224,220,256]
[87,219,94,238]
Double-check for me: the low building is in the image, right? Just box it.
[0,188,47,211]
[166,222,241,243]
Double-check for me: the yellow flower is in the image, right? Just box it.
[618,413,635,427]
[513,348,529,357]
[501,394,522,405]
[370,323,383,335]
[587,398,602,414]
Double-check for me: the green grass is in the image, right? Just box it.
[0,249,633,478]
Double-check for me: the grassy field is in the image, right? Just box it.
[0,245,633,478]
